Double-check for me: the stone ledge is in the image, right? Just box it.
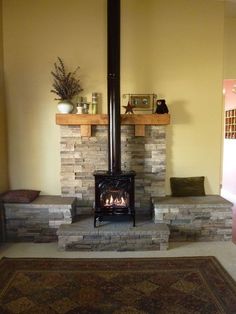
[152,195,233,241]
[152,195,233,207]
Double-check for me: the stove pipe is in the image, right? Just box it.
[107,0,121,174]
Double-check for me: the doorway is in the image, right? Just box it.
[221,79,236,244]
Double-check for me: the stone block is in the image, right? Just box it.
[154,207,169,214]
[164,213,177,220]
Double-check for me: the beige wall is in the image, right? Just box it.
[2,0,224,195]
[224,16,236,79]
[0,0,8,193]
[2,0,107,194]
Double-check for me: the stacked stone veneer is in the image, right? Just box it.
[60,125,166,212]
[57,215,170,251]
[152,195,233,241]
[4,196,76,242]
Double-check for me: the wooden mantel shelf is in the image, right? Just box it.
[56,113,170,137]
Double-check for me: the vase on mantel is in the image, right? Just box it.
[57,100,74,114]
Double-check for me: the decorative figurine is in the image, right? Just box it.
[123,101,135,114]
[76,103,83,114]
[155,99,169,114]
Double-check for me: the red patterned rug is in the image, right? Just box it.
[0,256,236,313]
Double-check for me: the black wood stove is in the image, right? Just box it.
[94,171,135,227]
[93,0,136,227]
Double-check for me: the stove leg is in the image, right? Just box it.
[94,216,97,228]
[133,214,135,227]
[94,215,103,228]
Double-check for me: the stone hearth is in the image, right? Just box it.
[57,215,170,251]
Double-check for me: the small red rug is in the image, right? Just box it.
[0,256,235,313]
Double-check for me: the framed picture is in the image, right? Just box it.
[122,94,157,113]
[131,94,152,109]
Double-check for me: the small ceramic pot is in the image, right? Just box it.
[57,100,74,114]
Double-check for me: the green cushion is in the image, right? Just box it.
[170,176,205,197]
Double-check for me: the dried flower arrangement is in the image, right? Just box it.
[51,57,82,101]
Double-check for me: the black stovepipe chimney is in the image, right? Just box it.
[107,0,121,174]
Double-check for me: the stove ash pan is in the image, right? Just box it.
[93,171,136,227]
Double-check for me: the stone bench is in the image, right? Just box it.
[152,195,233,241]
[4,195,76,242]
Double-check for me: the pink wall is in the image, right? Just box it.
[224,79,236,110]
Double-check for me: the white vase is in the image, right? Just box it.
[57,100,74,114]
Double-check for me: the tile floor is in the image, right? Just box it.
[0,241,236,281]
